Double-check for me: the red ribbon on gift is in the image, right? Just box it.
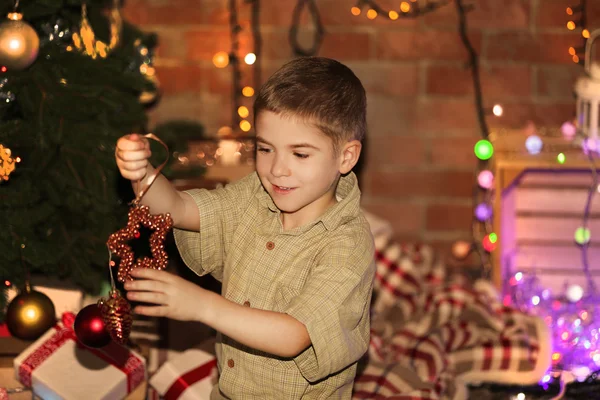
[163,358,217,400]
[18,312,145,393]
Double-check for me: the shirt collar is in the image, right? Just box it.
[255,172,361,233]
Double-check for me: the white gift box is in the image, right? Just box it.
[14,315,146,400]
[150,348,217,400]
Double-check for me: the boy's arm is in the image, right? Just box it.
[200,291,311,358]
[136,164,199,231]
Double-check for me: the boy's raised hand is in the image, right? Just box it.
[115,134,152,181]
[124,268,207,321]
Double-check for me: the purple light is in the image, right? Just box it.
[474,203,492,221]
[505,270,600,376]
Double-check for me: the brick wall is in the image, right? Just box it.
[122,0,600,261]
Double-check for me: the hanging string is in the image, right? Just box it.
[289,0,324,57]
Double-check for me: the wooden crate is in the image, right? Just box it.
[491,127,598,293]
[501,170,600,293]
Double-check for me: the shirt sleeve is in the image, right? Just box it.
[173,172,260,282]
[284,228,376,383]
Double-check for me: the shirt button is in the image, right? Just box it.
[228,359,235,368]
[266,241,275,250]
[243,300,251,307]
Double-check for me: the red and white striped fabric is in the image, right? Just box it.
[353,219,551,400]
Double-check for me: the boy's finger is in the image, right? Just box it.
[116,149,150,162]
[130,267,173,282]
[124,277,166,292]
[133,305,168,317]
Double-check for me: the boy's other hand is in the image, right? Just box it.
[124,268,206,321]
[115,133,151,181]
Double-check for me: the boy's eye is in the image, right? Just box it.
[257,147,271,153]
[294,152,309,159]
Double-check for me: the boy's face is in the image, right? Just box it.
[255,111,345,228]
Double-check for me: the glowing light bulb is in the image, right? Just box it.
[525,135,543,155]
[389,11,399,20]
[400,2,411,12]
[242,86,255,97]
[569,47,576,56]
[351,6,361,16]
[531,296,540,306]
[583,29,590,38]
[557,152,566,164]
[474,140,494,160]
[212,51,229,68]
[367,9,377,19]
[474,203,492,222]
[240,120,252,132]
[567,21,576,30]
[566,284,584,302]
[238,106,249,118]
[244,53,256,65]
[574,227,591,245]
[561,121,576,138]
[477,170,494,189]
[566,7,573,15]
[492,104,503,116]
[573,55,580,63]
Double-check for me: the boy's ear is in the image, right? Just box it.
[339,140,362,174]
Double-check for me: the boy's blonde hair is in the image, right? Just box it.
[254,57,367,154]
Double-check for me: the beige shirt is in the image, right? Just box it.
[174,171,375,399]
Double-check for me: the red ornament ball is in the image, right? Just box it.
[74,304,111,348]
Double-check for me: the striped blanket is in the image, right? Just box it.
[354,213,552,400]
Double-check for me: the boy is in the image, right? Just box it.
[117,57,375,399]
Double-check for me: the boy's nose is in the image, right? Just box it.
[271,157,291,177]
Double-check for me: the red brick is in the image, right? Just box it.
[426,64,532,98]
[366,97,418,136]
[429,136,479,168]
[426,203,473,231]
[154,28,189,59]
[351,63,419,97]
[424,0,529,29]
[122,0,221,25]
[414,100,480,132]
[366,136,426,168]
[488,102,575,129]
[536,65,582,98]
[205,66,233,94]
[537,0,600,29]
[367,169,474,198]
[377,30,482,61]
[185,29,231,61]
[361,200,424,235]
[261,31,292,61]
[155,64,205,94]
[536,0,577,28]
[320,32,372,60]
[485,32,581,64]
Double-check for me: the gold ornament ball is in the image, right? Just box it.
[0,13,40,71]
[6,286,56,340]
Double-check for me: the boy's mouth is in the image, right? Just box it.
[272,184,295,194]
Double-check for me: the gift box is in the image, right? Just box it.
[149,348,217,400]
[13,313,146,400]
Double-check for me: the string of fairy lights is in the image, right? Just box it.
[356,0,600,396]
[567,0,590,65]
[351,0,451,20]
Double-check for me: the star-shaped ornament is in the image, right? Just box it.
[107,203,173,282]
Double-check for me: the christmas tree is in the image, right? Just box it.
[0,0,197,320]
